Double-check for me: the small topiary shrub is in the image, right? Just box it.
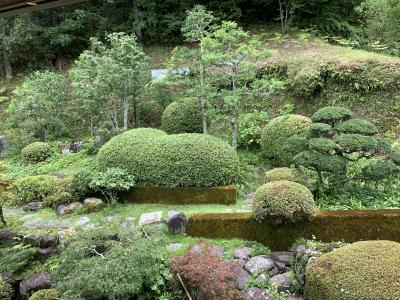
[253,180,317,224]
[265,167,301,183]
[308,123,334,138]
[305,240,400,300]
[13,175,73,207]
[0,278,12,300]
[335,118,378,135]
[161,98,203,134]
[97,129,239,187]
[311,106,353,125]
[308,138,336,153]
[261,114,311,166]
[28,289,59,300]
[21,142,52,163]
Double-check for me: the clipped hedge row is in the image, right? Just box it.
[97,128,239,187]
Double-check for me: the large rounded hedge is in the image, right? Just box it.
[261,114,311,166]
[21,142,52,163]
[97,128,239,187]
[252,180,317,223]
[161,98,203,134]
[305,240,400,300]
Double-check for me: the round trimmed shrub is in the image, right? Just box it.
[311,106,353,125]
[0,278,12,300]
[252,180,317,223]
[21,142,52,163]
[29,289,59,300]
[265,167,301,183]
[305,240,400,300]
[261,114,312,166]
[336,134,378,153]
[308,138,337,153]
[97,129,239,187]
[308,123,334,138]
[336,118,378,136]
[161,98,203,134]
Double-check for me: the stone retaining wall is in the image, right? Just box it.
[125,185,236,205]
[187,210,400,250]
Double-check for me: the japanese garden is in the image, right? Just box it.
[0,1,399,299]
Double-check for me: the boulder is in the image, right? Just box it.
[234,247,253,260]
[244,256,275,275]
[167,213,187,234]
[236,269,252,290]
[121,217,135,229]
[37,248,59,262]
[272,251,294,266]
[139,211,162,226]
[270,272,294,292]
[22,235,41,247]
[22,235,58,248]
[210,246,225,257]
[242,287,274,300]
[22,202,44,212]
[56,202,82,216]
[0,230,21,243]
[19,272,52,298]
[83,198,104,212]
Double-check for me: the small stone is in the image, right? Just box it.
[104,216,117,222]
[268,266,279,277]
[37,248,59,262]
[85,223,99,230]
[139,211,162,226]
[244,193,254,204]
[19,214,34,221]
[22,219,70,229]
[244,256,275,275]
[83,198,104,212]
[242,287,274,300]
[23,202,44,212]
[167,243,182,251]
[272,251,294,266]
[257,273,269,282]
[236,269,251,290]
[210,246,225,257]
[76,216,90,226]
[275,261,286,271]
[167,213,187,235]
[58,227,76,240]
[19,272,52,298]
[234,247,253,260]
[121,217,135,229]
[296,245,306,256]
[286,295,304,300]
[270,272,294,292]
[56,202,82,216]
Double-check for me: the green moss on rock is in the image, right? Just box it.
[28,289,59,300]
[253,180,317,224]
[261,114,312,166]
[305,240,400,300]
[161,98,203,134]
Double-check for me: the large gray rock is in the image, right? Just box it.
[271,272,294,292]
[139,211,162,226]
[23,235,58,248]
[236,269,252,290]
[83,198,104,212]
[0,229,21,243]
[22,202,44,212]
[244,256,275,275]
[210,246,225,257]
[19,272,52,298]
[37,248,59,262]
[242,287,274,300]
[272,251,294,266]
[22,219,70,229]
[121,217,135,229]
[56,202,82,215]
[167,213,187,234]
[234,247,253,260]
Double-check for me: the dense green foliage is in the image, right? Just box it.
[0,278,12,300]
[305,240,400,300]
[28,289,59,300]
[253,180,317,224]
[261,114,312,166]
[97,128,240,187]
[264,167,301,183]
[12,175,73,207]
[161,98,203,134]
[21,142,53,163]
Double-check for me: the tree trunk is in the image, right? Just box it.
[0,205,6,226]
[133,0,143,41]
[3,51,12,80]
[279,0,290,34]
[199,43,208,135]
[56,53,64,72]
[123,99,129,130]
[231,67,238,149]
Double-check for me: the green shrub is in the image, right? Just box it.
[336,134,378,153]
[265,167,301,183]
[97,129,239,187]
[305,240,400,300]
[238,111,269,148]
[13,175,73,207]
[360,159,399,180]
[72,169,96,200]
[89,168,135,203]
[21,142,52,163]
[137,100,164,128]
[311,106,353,125]
[308,138,337,153]
[391,141,400,164]
[0,244,37,277]
[253,180,317,223]
[29,289,59,300]
[308,123,334,138]
[161,98,202,134]
[335,118,378,135]
[0,278,12,300]
[260,114,312,166]
[294,151,348,174]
